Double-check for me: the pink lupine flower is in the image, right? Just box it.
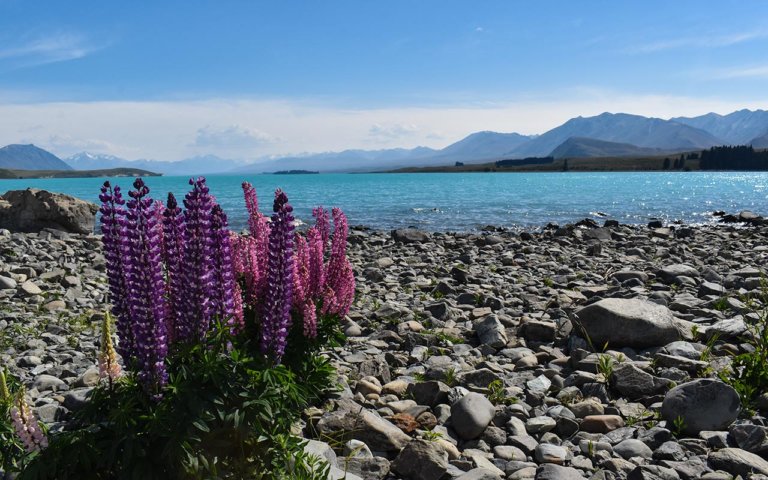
[10,391,48,453]
[312,206,330,247]
[322,208,355,317]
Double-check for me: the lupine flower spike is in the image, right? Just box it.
[99,181,135,362]
[180,177,215,342]
[98,312,122,385]
[163,193,186,343]
[0,367,9,403]
[124,178,168,394]
[260,189,295,361]
[10,388,48,453]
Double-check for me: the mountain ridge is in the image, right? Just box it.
[0,144,73,171]
[16,108,768,174]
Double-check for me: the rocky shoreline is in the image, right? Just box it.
[1,218,768,479]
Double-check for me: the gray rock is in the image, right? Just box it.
[535,464,585,480]
[661,379,740,435]
[611,362,673,399]
[474,315,508,349]
[534,443,569,464]
[303,439,338,466]
[317,400,411,453]
[0,189,98,234]
[660,264,700,283]
[707,447,768,476]
[613,439,653,460]
[729,423,768,454]
[20,280,42,296]
[63,388,93,411]
[391,439,448,480]
[392,229,430,244]
[628,465,680,480]
[345,456,390,480]
[450,392,495,440]
[408,381,450,407]
[0,276,17,289]
[455,468,503,480]
[33,374,65,391]
[573,298,692,349]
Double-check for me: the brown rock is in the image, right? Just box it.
[390,413,420,434]
[581,415,625,433]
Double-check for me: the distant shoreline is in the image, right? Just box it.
[0,167,162,180]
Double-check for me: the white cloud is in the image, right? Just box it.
[0,91,765,162]
[42,134,119,156]
[193,125,278,150]
[368,123,419,141]
[712,64,768,79]
[0,32,102,68]
[629,29,768,54]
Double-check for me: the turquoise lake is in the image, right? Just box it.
[2,172,767,232]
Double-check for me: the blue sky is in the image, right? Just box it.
[1,1,767,161]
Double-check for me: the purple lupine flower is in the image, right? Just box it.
[99,181,135,361]
[322,208,355,317]
[313,206,330,247]
[179,177,216,342]
[162,192,185,344]
[124,178,168,394]
[210,204,242,331]
[260,189,295,361]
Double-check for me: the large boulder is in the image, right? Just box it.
[316,399,411,454]
[391,439,448,480]
[661,379,740,435]
[611,362,674,400]
[0,189,98,234]
[708,448,768,476]
[391,229,430,244]
[450,392,495,440]
[573,298,692,349]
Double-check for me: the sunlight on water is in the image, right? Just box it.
[2,172,768,232]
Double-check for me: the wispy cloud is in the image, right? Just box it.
[629,29,768,54]
[193,125,278,150]
[368,123,419,141]
[0,32,102,68]
[713,64,768,79]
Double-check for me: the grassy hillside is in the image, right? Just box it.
[0,167,162,179]
[387,153,702,173]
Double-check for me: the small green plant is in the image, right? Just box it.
[543,277,554,288]
[443,368,457,387]
[421,430,444,441]
[487,380,518,405]
[434,332,463,345]
[712,296,730,312]
[431,290,444,300]
[597,354,615,382]
[413,372,427,382]
[671,415,687,437]
[719,277,768,412]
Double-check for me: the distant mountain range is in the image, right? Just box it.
[0,144,73,171]
[3,109,768,174]
[65,152,241,175]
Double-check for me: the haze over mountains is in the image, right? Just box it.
[2,109,768,173]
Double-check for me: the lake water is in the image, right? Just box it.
[2,172,767,232]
